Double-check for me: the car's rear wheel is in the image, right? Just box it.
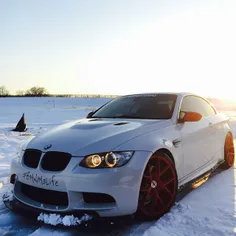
[136,151,177,220]
[222,132,235,169]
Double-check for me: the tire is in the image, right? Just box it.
[222,132,235,169]
[136,151,177,220]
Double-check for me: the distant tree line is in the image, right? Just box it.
[0,86,9,96]
[0,85,118,98]
[19,87,48,97]
[0,86,48,97]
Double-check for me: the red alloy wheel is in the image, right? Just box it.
[224,132,235,168]
[137,152,177,219]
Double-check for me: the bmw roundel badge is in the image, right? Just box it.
[44,144,52,150]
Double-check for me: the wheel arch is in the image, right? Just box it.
[154,148,176,166]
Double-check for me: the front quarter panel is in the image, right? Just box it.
[114,121,184,180]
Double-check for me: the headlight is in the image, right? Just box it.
[80,151,134,168]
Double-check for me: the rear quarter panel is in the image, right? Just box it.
[208,112,232,162]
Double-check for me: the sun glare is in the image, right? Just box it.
[78,3,236,99]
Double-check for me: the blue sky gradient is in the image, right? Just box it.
[1,0,236,98]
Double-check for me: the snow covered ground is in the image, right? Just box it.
[0,97,236,236]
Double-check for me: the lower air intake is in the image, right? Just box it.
[83,192,116,204]
[21,183,68,206]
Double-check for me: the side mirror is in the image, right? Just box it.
[179,111,202,123]
[86,111,94,118]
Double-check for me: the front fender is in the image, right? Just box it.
[114,125,184,180]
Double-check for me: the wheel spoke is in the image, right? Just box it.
[227,146,235,153]
[228,151,235,155]
[160,165,170,176]
[157,157,161,180]
[159,181,174,197]
[155,189,165,206]
[228,152,234,157]
[227,135,232,146]
[150,193,158,208]
[227,153,234,163]
[162,177,175,186]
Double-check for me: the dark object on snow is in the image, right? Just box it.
[13,113,27,132]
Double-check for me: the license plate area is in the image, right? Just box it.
[19,171,63,190]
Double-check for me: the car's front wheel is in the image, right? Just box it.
[136,151,177,220]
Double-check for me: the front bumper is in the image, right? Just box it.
[11,150,152,217]
[3,195,99,219]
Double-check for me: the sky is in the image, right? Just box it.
[1,0,236,99]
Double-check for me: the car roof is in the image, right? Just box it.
[121,92,198,98]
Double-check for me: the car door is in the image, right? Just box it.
[178,95,213,177]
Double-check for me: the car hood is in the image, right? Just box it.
[27,118,168,156]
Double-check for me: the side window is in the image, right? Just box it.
[180,96,216,119]
[200,100,216,117]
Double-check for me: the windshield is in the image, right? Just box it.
[92,94,177,119]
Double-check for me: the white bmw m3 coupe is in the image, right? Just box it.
[9,93,235,220]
